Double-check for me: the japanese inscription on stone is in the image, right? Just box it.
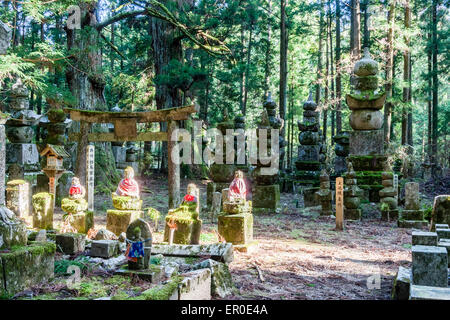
[335,177,344,231]
[86,145,95,211]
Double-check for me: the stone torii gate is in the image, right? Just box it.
[65,104,198,209]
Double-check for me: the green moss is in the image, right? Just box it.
[131,276,182,300]
[2,242,56,260]
[61,198,88,213]
[6,179,26,186]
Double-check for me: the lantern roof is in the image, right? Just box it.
[40,144,70,158]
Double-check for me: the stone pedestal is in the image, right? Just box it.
[218,212,253,245]
[32,192,54,230]
[107,210,143,236]
[333,132,349,176]
[349,130,384,156]
[163,202,202,245]
[6,179,30,218]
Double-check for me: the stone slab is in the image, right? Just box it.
[412,231,438,246]
[398,220,428,229]
[409,285,450,300]
[252,185,280,211]
[115,265,163,283]
[89,240,120,258]
[193,259,234,298]
[436,224,449,229]
[106,209,143,236]
[151,243,234,264]
[412,245,448,287]
[349,129,384,155]
[178,268,212,300]
[430,195,450,231]
[391,266,411,300]
[436,228,450,241]
[437,241,450,267]
[5,143,39,170]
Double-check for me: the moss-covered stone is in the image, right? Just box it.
[0,242,55,297]
[218,213,253,245]
[111,194,142,210]
[106,210,143,236]
[32,192,53,230]
[61,198,88,214]
[163,204,202,245]
[0,209,27,250]
[252,185,280,211]
[62,211,94,234]
[55,233,85,255]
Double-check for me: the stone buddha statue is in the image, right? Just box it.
[228,170,247,202]
[69,177,86,199]
[115,166,140,199]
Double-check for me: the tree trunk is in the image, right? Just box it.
[431,0,438,175]
[362,0,370,48]
[335,0,342,134]
[351,0,361,61]
[243,22,254,116]
[427,30,432,156]
[384,0,396,145]
[151,7,183,172]
[316,1,324,104]
[264,0,272,100]
[279,0,288,170]
[401,0,411,149]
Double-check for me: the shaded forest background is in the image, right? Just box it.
[0,0,448,182]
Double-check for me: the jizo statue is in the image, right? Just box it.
[115,166,140,199]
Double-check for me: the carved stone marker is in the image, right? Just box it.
[86,144,95,211]
[335,177,344,231]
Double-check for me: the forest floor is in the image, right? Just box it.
[47,173,449,300]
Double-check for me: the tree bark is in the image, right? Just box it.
[431,0,438,175]
[264,0,272,100]
[279,0,288,170]
[384,0,396,145]
[401,0,411,149]
[335,0,342,134]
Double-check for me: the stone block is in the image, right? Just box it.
[349,129,384,155]
[252,185,280,211]
[436,228,450,241]
[398,219,428,229]
[151,243,234,264]
[344,208,361,220]
[437,241,450,267]
[5,143,39,170]
[61,198,88,214]
[436,224,449,229]
[401,209,424,221]
[6,179,30,218]
[430,195,450,231]
[32,192,54,230]
[218,213,253,245]
[412,245,448,287]
[55,233,86,255]
[90,240,120,258]
[66,211,94,234]
[112,195,143,210]
[106,209,143,236]
[391,266,411,300]
[0,242,55,297]
[409,285,450,300]
[115,264,163,283]
[303,187,320,207]
[381,209,399,221]
[179,268,212,300]
[405,182,420,210]
[297,145,320,161]
[412,231,438,246]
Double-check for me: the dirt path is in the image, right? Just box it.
[52,177,414,300]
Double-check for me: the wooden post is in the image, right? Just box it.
[86,144,95,212]
[393,174,398,201]
[335,177,344,231]
[167,120,180,209]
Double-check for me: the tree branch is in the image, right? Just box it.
[96,10,147,31]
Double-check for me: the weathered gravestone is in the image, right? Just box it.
[430,195,450,232]
[398,182,427,229]
[412,245,448,288]
[0,20,12,55]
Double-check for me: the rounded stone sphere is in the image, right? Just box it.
[353,48,378,77]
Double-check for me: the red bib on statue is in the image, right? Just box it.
[229,178,246,199]
[116,178,139,197]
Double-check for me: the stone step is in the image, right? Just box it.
[410,285,450,300]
